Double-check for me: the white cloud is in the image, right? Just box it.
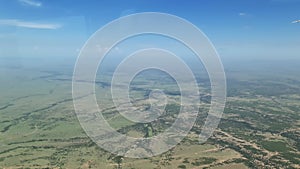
[18,0,42,7]
[0,19,61,29]
[239,13,247,16]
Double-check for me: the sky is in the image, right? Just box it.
[0,0,299,61]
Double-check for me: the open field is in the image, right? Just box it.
[0,59,300,168]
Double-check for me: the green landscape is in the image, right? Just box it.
[1,0,300,168]
[0,58,299,169]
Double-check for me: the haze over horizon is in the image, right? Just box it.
[0,0,299,62]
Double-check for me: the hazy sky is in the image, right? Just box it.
[0,0,299,60]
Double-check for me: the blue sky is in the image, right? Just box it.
[0,0,299,60]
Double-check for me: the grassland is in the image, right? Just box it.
[0,59,300,168]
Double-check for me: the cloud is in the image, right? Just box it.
[18,0,42,7]
[0,19,61,29]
